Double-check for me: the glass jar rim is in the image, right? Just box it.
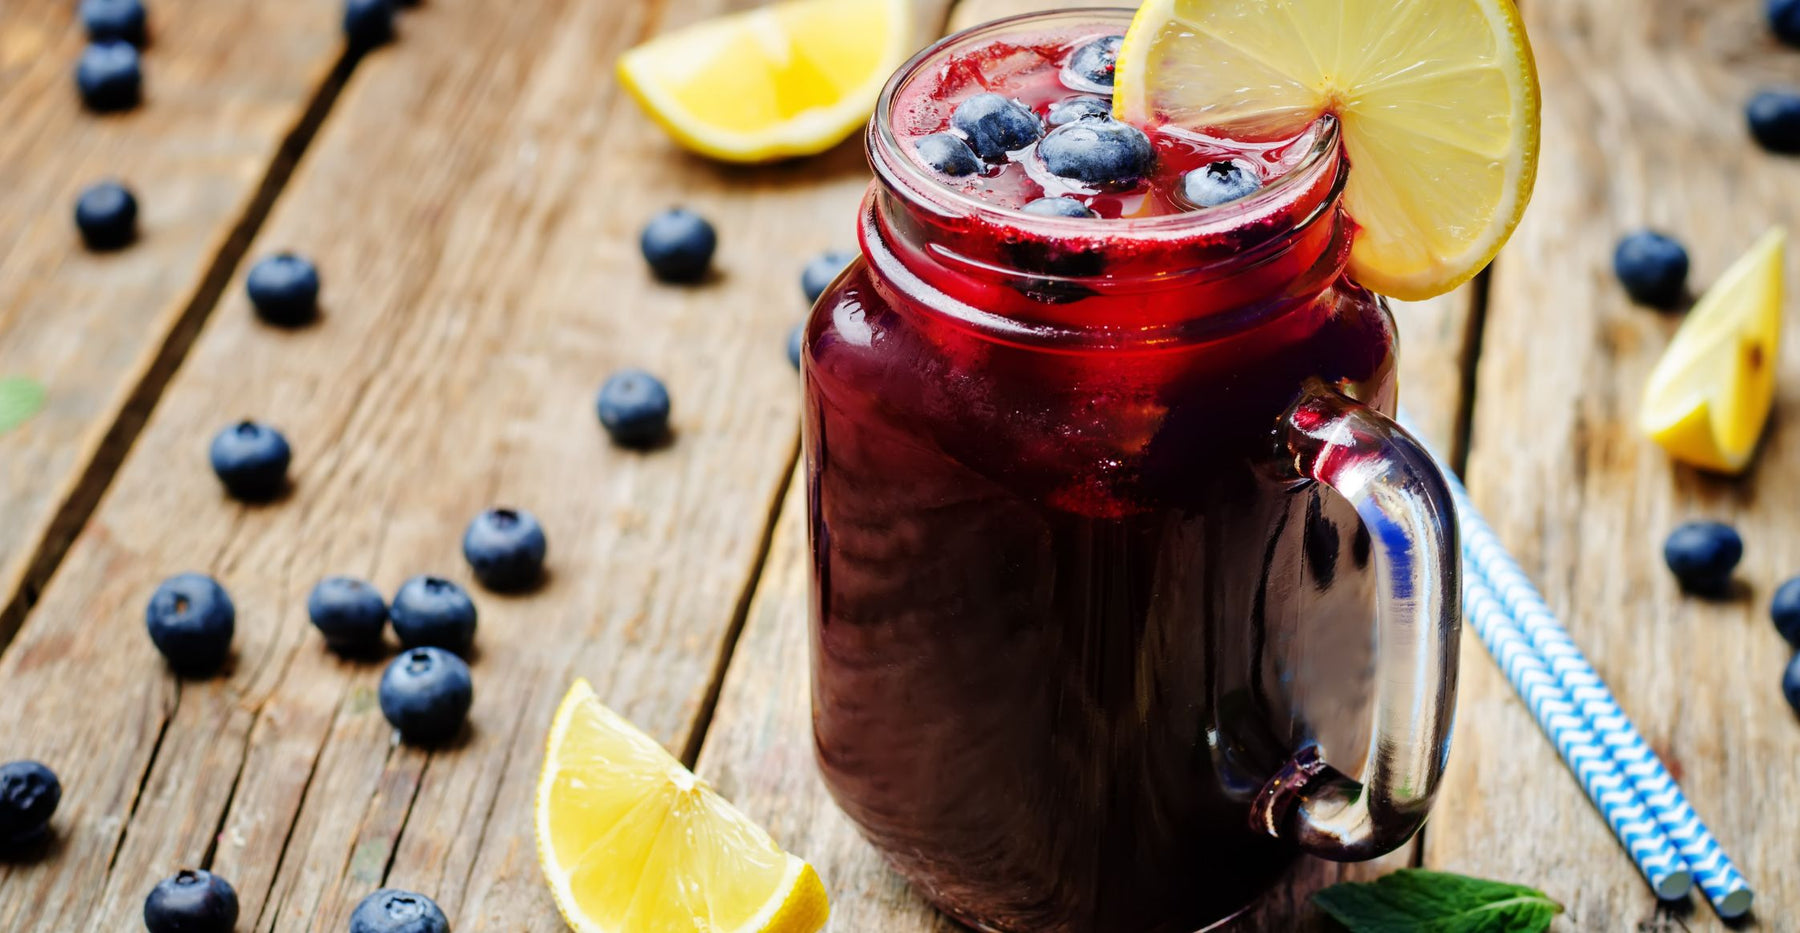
[868,6,1344,242]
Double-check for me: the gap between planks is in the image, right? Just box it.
[0,48,362,655]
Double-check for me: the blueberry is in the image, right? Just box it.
[914,132,981,176]
[1184,160,1264,209]
[596,369,671,447]
[145,573,235,676]
[306,576,388,654]
[951,93,1042,161]
[1773,577,1800,645]
[246,253,321,327]
[1037,119,1155,188]
[344,0,396,50]
[209,420,291,501]
[76,40,141,111]
[1786,653,1800,715]
[1663,521,1743,596]
[1047,96,1112,127]
[390,576,477,654]
[1064,35,1123,91]
[0,761,60,848]
[80,0,146,45]
[350,888,452,933]
[1748,90,1800,154]
[1771,0,1800,48]
[74,180,137,251]
[1613,230,1690,309]
[378,650,473,745]
[787,322,804,371]
[143,870,239,933]
[462,508,547,591]
[1021,197,1097,219]
[801,250,855,305]
[639,208,717,283]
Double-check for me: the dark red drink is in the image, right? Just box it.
[804,12,1460,933]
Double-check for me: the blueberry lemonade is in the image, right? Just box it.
[800,1,1539,930]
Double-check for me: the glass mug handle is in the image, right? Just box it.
[1252,381,1462,861]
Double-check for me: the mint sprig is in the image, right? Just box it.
[0,378,45,435]
[1313,869,1562,933]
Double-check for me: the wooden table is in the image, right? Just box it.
[0,0,1791,928]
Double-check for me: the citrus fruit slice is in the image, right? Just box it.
[536,680,829,933]
[617,0,912,163]
[1640,228,1786,475]
[1113,0,1541,300]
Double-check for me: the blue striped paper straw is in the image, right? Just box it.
[1451,476,1754,918]
[1462,568,1694,899]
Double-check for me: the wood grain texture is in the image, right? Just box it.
[1427,1,1800,929]
[693,2,1479,931]
[0,0,346,648]
[0,0,949,927]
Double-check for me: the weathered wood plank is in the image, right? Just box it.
[0,0,347,648]
[0,0,943,928]
[692,1,1481,930]
[1428,1,1799,928]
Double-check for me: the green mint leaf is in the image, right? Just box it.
[1313,869,1562,933]
[0,378,45,435]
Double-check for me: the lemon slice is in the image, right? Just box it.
[536,680,829,933]
[617,0,911,163]
[1640,228,1786,475]
[1113,0,1541,300]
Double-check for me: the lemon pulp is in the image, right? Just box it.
[617,0,912,163]
[536,680,829,933]
[1641,228,1786,475]
[1113,0,1541,300]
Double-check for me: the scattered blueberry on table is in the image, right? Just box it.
[801,250,855,305]
[246,253,321,327]
[389,575,477,654]
[350,888,451,933]
[145,573,235,676]
[1784,653,1800,715]
[343,0,397,50]
[1047,95,1112,127]
[1771,0,1800,49]
[73,180,137,251]
[378,649,473,745]
[1772,577,1800,645]
[209,420,291,501]
[1022,196,1097,219]
[0,761,60,849]
[1613,230,1689,309]
[951,93,1042,162]
[1663,522,1743,597]
[914,132,981,176]
[639,208,717,283]
[76,40,141,112]
[307,576,388,654]
[462,508,547,592]
[1747,90,1800,155]
[80,0,147,46]
[1064,35,1123,91]
[143,870,238,933]
[596,369,671,448]
[1037,118,1155,188]
[1184,160,1263,209]
[787,323,804,371]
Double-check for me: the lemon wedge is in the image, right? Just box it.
[536,680,829,933]
[1113,0,1541,300]
[1640,228,1786,475]
[617,0,912,163]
